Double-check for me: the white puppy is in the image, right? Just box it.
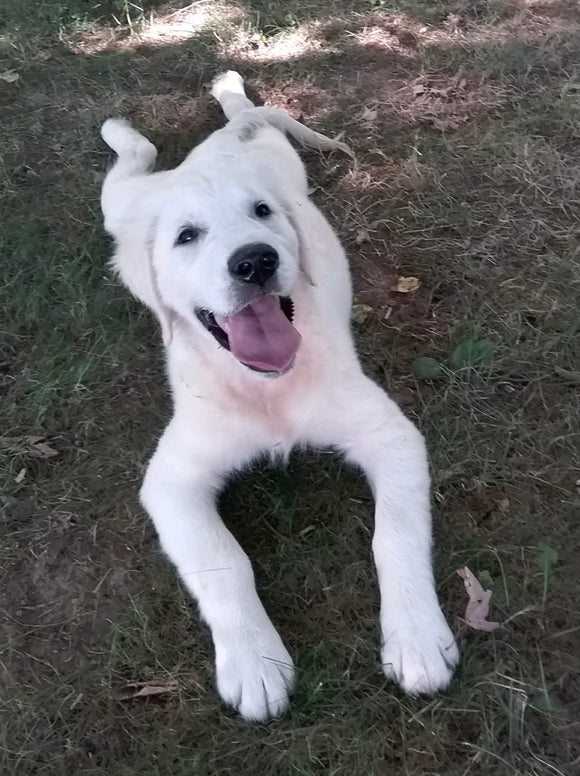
[100,72,459,722]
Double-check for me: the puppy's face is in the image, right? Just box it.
[151,171,302,374]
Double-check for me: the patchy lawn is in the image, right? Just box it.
[1,1,579,774]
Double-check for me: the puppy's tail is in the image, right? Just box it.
[101,118,158,179]
[211,70,352,157]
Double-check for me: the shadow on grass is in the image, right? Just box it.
[0,0,174,33]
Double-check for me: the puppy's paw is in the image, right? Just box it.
[101,118,157,169]
[381,609,459,695]
[211,70,245,101]
[215,629,294,722]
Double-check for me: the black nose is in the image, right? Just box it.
[227,243,279,286]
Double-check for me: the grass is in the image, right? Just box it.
[1,0,579,774]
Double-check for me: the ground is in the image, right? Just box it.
[0,1,579,774]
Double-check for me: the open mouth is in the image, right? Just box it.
[195,295,301,374]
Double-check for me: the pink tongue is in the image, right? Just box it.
[216,296,301,372]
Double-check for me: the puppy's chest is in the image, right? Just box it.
[173,312,334,451]
[229,378,315,448]
[237,339,330,446]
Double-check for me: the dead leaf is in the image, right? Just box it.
[360,105,378,123]
[15,468,26,484]
[396,30,418,48]
[393,276,420,293]
[0,495,37,522]
[116,679,178,701]
[457,566,500,632]
[496,497,510,513]
[427,115,468,132]
[0,70,20,83]
[0,435,59,459]
[412,83,426,96]
[351,304,374,324]
[355,228,370,245]
[430,86,453,98]
[51,511,75,535]
[554,366,580,385]
[25,437,58,459]
[429,116,459,132]
[444,13,462,35]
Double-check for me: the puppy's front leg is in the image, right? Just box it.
[310,375,459,694]
[141,424,294,722]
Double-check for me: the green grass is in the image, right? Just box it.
[0,1,164,33]
[1,0,579,774]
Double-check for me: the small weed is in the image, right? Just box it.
[537,543,559,610]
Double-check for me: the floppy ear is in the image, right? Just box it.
[285,200,315,286]
[110,218,174,345]
[272,184,316,286]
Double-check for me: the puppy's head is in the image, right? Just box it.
[147,168,303,375]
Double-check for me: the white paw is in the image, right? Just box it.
[215,629,294,722]
[211,70,245,101]
[381,609,459,695]
[101,117,131,148]
[100,118,157,168]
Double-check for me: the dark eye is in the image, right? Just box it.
[254,202,271,218]
[175,226,200,246]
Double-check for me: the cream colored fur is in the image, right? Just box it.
[100,71,459,722]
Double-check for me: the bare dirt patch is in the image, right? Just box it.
[1,503,139,683]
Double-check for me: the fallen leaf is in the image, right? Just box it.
[351,303,374,324]
[360,105,378,123]
[411,356,443,379]
[0,435,59,459]
[477,569,495,591]
[355,228,370,245]
[393,276,420,293]
[554,366,580,385]
[0,495,37,522]
[457,566,500,631]
[428,116,461,132]
[430,86,453,98]
[51,511,75,535]
[396,30,418,47]
[444,13,462,34]
[496,497,510,513]
[413,83,426,96]
[15,468,26,484]
[451,338,496,369]
[116,679,178,701]
[0,70,20,83]
[25,438,59,459]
